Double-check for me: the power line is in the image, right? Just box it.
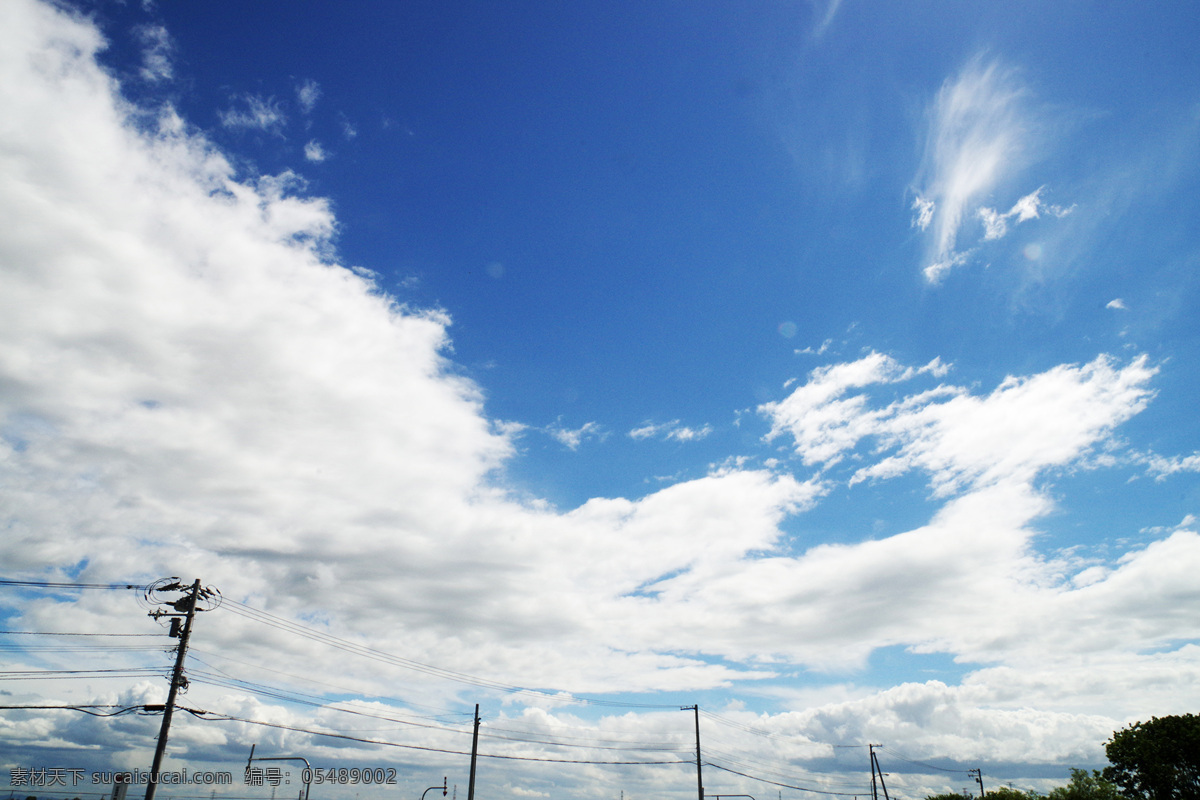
[1,579,983,795]
[878,746,972,774]
[0,668,166,679]
[0,579,142,590]
[706,762,871,797]
[182,708,692,766]
[0,704,148,717]
[186,668,473,735]
[0,630,161,636]
[185,664,692,756]
[188,646,471,720]
[484,722,687,749]
[701,745,870,791]
[221,598,679,709]
[0,644,166,653]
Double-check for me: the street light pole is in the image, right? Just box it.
[420,777,447,800]
[245,747,312,800]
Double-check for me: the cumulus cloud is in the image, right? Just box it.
[0,0,828,709]
[3,3,1200,793]
[760,352,951,468]
[762,352,1154,497]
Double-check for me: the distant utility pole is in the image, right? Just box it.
[682,706,703,800]
[968,769,984,799]
[143,578,220,800]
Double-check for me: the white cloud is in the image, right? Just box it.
[303,139,327,162]
[219,93,287,133]
[978,205,1009,240]
[1137,450,1200,480]
[911,194,935,231]
[763,352,1154,496]
[3,4,1200,793]
[667,424,712,442]
[977,186,1075,241]
[810,0,844,38]
[856,356,1155,496]
[922,249,972,284]
[760,352,951,468]
[296,78,320,114]
[795,338,833,356]
[0,0,825,686]
[544,419,604,450]
[134,24,173,82]
[629,419,713,442]
[1107,297,1128,310]
[913,57,1032,283]
[629,421,666,440]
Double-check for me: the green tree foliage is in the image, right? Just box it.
[1102,714,1200,800]
[925,789,1041,800]
[1045,768,1126,800]
[987,788,1040,800]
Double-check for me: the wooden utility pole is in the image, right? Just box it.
[869,745,890,800]
[146,579,202,800]
[466,704,480,800]
[869,744,878,800]
[683,706,703,800]
[969,769,984,799]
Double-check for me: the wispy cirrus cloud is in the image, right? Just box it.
[913,58,1033,283]
[133,24,173,82]
[219,93,287,133]
[629,419,713,442]
[296,78,321,114]
[809,0,844,38]
[795,338,833,356]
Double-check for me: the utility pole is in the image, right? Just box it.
[466,704,480,800]
[682,706,703,800]
[968,769,984,799]
[869,745,890,800]
[869,745,878,800]
[144,579,219,800]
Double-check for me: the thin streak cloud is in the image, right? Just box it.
[914,57,1032,283]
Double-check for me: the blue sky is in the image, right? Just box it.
[2,1,1200,799]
